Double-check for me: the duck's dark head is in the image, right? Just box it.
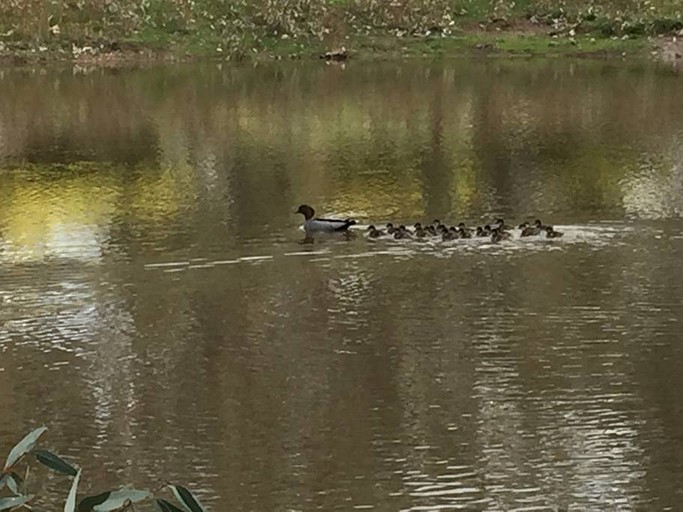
[296,204,315,220]
[432,219,441,227]
[457,222,466,228]
[534,219,543,228]
[545,226,554,234]
[518,221,529,229]
[367,225,376,231]
[414,222,422,230]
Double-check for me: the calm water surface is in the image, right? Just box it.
[1,60,682,510]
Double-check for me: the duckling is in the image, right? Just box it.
[518,221,530,230]
[386,223,396,235]
[414,226,428,238]
[366,225,385,238]
[414,222,423,231]
[545,226,564,238]
[425,225,437,237]
[457,223,472,239]
[432,219,442,229]
[533,219,548,230]
[394,225,412,240]
[442,227,460,241]
[476,225,491,238]
[491,228,512,243]
[521,224,541,237]
[490,218,512,231]
[437,224,449,235]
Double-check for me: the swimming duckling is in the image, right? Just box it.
[476,225,491,238]
[437,224,449,235]
[366,225,385,238]
[442,227,460,241]
[490,218,512,231]
[414,222,423,231]
[425,225,437,237]
[414,226,428,238]
[394,225,412,240]
[545,226,564,238]
[457,223,472,239]
[432,219,442,229]
[518,221,530,230]
[386,223,396,235]
[491,228,512,243]
[521,224,541,237]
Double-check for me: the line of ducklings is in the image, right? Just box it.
[366,218,564,243]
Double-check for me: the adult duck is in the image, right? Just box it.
[296,204,356,233]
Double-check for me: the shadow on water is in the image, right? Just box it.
[0,59,683,510]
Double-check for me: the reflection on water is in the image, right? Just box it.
[1,60,683,510]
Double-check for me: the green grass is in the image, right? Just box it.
[0,0,676,63]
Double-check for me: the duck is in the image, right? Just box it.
[393,225,412,240]
[442,227,459,241]
[386,222,397,234]
[518,221,530,230]
[490,218,512,231]
[414,226,428,238]
[545,226,564,238]
[491,228,511,243]
[520,219,548,237]
[457,223,472,239]
[425,225,437,237]
[366,225,385,238]
[296,205,356,233]
[476,225,491,238]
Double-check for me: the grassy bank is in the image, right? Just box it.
[0,0,680,64]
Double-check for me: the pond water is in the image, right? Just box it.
[0,59,682,510]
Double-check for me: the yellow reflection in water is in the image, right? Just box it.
[0,169,119,262]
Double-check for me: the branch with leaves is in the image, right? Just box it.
[0,427,207,512]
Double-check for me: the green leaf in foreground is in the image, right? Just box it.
[77,491,111,512]
[3,426,48,471]
[64,468,81,512]
[92,489,151,511]
[156,498,185,512]
[33,449,78,476]
[0,495,32,511]
[0,474,7,490]
[169,485,207,512]
[5,474,19,495]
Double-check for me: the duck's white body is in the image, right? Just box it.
[304,218,353,232]
[296,204,356,233]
